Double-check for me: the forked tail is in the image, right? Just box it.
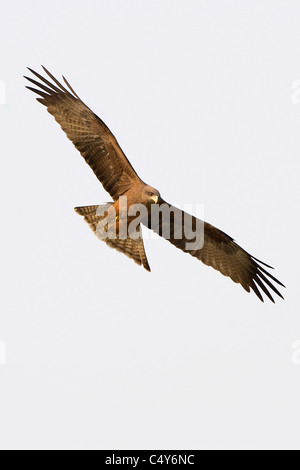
[74,204,151,271]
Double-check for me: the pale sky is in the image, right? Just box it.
[0,0,300,450]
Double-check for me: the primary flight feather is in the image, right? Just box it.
[25,66,285,302]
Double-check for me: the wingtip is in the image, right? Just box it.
[41,65,50,75]
[41,65,51,76]
[25,85,36,92]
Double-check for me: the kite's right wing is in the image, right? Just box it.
[25,66,141,200]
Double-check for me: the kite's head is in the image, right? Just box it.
[142,185,160,207]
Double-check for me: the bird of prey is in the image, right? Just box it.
[25,66,285,302]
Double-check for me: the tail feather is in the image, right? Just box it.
[74,204,151,271]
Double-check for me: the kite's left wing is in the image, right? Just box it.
[145,198,285,302]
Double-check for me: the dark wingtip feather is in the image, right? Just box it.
[257,269,285,299]
[258,264,286,288]
[25,85,45,96]
[249,281,264,302]
[62,75,81,99]
[41,65,49,74]
[251,255,274,269]
[254,276,275,303]
[40,65,71,94]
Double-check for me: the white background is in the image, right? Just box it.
[0,0,299,450]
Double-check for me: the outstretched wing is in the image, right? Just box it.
[25,66,140,200]
[145,198,285,302]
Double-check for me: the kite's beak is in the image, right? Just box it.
[151,195,159,204]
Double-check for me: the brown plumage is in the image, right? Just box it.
[25,66,285,302]
[74,204,151,272]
